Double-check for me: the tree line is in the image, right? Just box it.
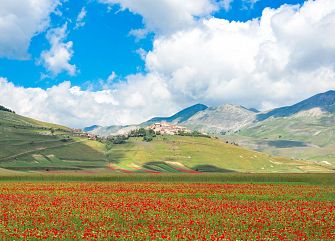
[0,105,15,113]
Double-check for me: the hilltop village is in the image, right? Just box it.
[146,122,190,135]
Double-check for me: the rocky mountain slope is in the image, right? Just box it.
[228,91,335,167]
[257,90,335,120]
[142,104,208,126]
[87,90,335,137]
[182,104,257,134]
[85,90,335,167]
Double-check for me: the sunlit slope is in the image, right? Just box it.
[231,112,335,168]
[0,110,107,171]
[0,111,70,130]
[106,136,332,173]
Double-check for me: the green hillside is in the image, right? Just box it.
[1,110,333,173]
[105,135,332,173]
[228,113,335,168]
[0,110,70,130]
[0,110,107,172]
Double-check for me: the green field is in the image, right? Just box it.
[106,135,333,173]
[0,173,334,185]
[1,110,334,173]
[1,178,334,240]
[0,111,107,172]
[228,114,335,168]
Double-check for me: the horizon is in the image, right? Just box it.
[3,88,335,129]
[1,0,335,128]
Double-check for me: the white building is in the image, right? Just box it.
[146,122,190,135]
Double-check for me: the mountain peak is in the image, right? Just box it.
[143,103,208,125]
[212,104,255,113]
[83,125,101,132]
[257,90,335,120]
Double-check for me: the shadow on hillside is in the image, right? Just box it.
[106,151,125,164]
[267,140,308,148]
[0,138,112,171]
[193,165,236,173]
[143,162,180,173]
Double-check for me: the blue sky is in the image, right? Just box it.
[1,0,335,127]
[1,0,305,89]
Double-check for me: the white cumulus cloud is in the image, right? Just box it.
[40,24,77,76]
[0,0,60,59]
[1,0,335,128]
[0,75,177,128]
[144,0,335,110]
[99,0,220,34]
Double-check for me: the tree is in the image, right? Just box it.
[0,105,14,113]
[112,136,126,144]
[143,135,153,142]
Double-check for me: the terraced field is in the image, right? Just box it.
[0,111,107,172]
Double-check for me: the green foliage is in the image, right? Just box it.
[130,128,146,137]
[130,128,156,142]
[106,136,129,149]
[0,173,334,186]
[178,130,211,138]
[0,105,14,113]
[143,134,153,142]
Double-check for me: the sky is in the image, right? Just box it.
[0,0,335,128]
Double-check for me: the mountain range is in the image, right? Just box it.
[86,90,335,167]
[1,90,334,173]
[89,90,335,135]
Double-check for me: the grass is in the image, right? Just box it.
[1,181,334,240]
[1,110,334,174]
[106,135,333,173]
[0,111,70,130]
[0,173,334,185]
[0,111,107,172]
[233,113,335,166]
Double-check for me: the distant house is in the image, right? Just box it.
[87,133,98,140]
[71,128,97,140]
[146,122,190,135]
[72,128,82,133]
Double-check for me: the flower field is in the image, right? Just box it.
[0,182,334,240]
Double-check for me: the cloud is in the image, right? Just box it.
[99,0,220,34]
[0,0,60,59]
[219,0,234,11]
[0,75,176,128]
[144,0,335,110]
[75,7,87,29]
[1,0,335,128]
[40,24,77,76]
[107,72,117,82]
[129,28,149,40]
[242,0,259,9]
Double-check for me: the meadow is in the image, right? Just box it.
[2,110,333,174]
[106,136,333,173]
[1,110,334,240]
[0,176,334,240]
[0,110,107,171]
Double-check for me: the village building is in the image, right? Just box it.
[71,128,98,140]
[146,122,190,135]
